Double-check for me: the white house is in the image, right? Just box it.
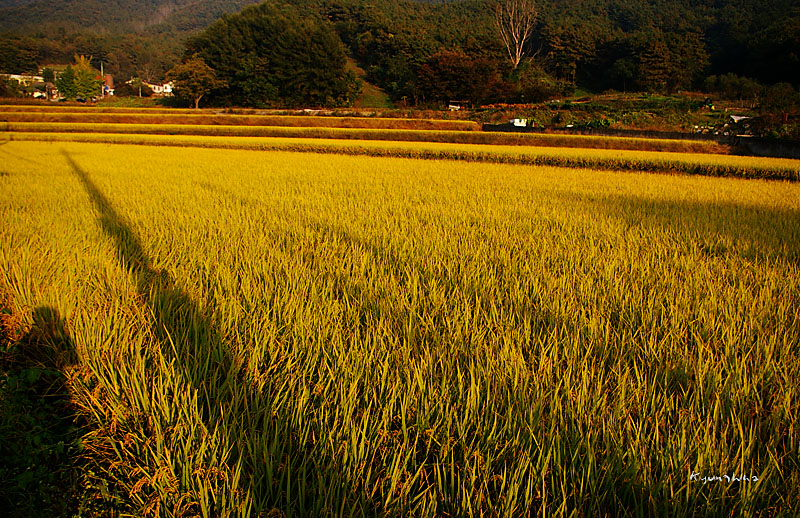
[0,74,44,86]
[143,81,174,96]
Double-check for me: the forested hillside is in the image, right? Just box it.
[0,0,264,80]
[0,0,262,33]
[1,0,798,104]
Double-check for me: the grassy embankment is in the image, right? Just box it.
[0,140,798,516]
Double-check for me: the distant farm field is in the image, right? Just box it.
[3,105,797,180]
[3,121,728,154]
[8,131,800,180]
[0,109,480,131]
[1,107,799,517]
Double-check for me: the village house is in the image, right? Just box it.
[0,73,44,87]
[0,73,54,98]
[143,81,174,96]
[103,74,115,96]
[124,78,174,97]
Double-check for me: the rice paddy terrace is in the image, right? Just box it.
[1,105,798,517]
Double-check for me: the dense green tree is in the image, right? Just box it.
[165,56,222,108]
[41,67,55,83]
[114,80,153,97]
[748,10,800,87]
[0,37,38,73]
[635,33,671,92]
[664,32,709,91]
[186,1,359,107]
[72,54,102,98]
[55,65,76,99]
[416,50,510,105]
[53,55,102,99]
[542,23,599,84]
[704,73,763,105]
[512,61,572,101]
[608,58,636,92]
[761,82,799,122]
[0,76,23,97]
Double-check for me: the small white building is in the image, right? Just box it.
[0,74,44,86]
[143,81,174,96]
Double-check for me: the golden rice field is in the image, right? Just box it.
[0,110,480,131]
[2,121,728,154]
[6,131,800,181]
[0,105,205,114]
[1,109,799,517]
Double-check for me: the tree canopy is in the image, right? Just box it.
[0,0,799,106]
[166,56,221,108]
[53,55,102,100]
[186,2,359,107]
[72,54,102,99]
[54,65,76,99]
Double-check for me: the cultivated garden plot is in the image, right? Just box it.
[1,140,798,516]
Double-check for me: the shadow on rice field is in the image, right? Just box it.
[64,151,379,516]
[0,305,81,517]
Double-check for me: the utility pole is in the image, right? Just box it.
[101,61,104,98]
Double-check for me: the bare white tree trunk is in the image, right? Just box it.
[494,0,538,69]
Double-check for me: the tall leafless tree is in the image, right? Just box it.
[494,0,538,69]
